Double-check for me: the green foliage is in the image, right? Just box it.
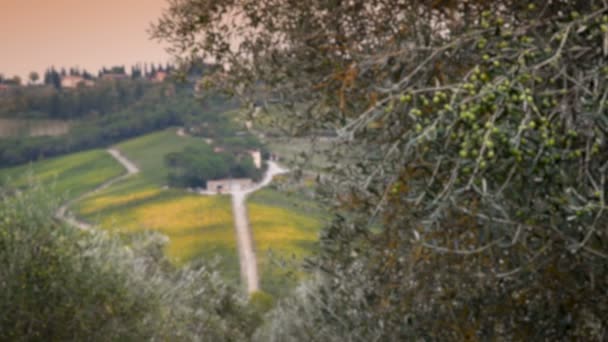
[0,79,152,119]
[0,186,258,341]
[166,144,262,188]
[156,0,608,340]
[249,291,275,314]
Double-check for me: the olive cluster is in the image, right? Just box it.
[388,5,608,224]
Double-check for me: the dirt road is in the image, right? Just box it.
[55,148,139,229]
[230,161,288,293]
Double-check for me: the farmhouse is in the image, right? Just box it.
[61,75,84,88]
[206,178,253,194]
[61,76,94,88]
[151,71,168,82]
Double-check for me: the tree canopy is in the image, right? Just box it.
[166,144,262,188]
[156,1,608,340]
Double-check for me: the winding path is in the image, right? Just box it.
[55,148,140,230]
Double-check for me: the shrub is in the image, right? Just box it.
[0,185,257,341]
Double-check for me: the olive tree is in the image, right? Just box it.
[155,1,608,340]
[0,186,258,341]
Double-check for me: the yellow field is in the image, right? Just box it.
[79,189,236,264]
[248,200,322,295]
[249,204,319,258]
[78,188,161,215]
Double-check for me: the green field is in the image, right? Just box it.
[116,128,202,186]
[248,187,325,296]
[0,149,124,199]
[70,129,239,279]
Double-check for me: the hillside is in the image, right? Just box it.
[0,128,325,292]
[70,129,240,279]
[0,149,124,199]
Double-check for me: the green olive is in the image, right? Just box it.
[400,94,412,103]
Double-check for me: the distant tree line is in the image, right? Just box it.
[0,86,241,167]
[0,60,223,118]
[0,78,162,119]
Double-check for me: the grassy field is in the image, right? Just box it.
[75,187,239,279]
[69,129,240,281]
[116,128,202,186]
[248,187,325,296]
[0,149,124,199]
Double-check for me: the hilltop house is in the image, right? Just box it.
[61,75,94,88]
[151,71,168,82]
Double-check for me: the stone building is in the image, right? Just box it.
[206,178,253,194]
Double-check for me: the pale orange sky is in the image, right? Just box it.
[0,0,170,80]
